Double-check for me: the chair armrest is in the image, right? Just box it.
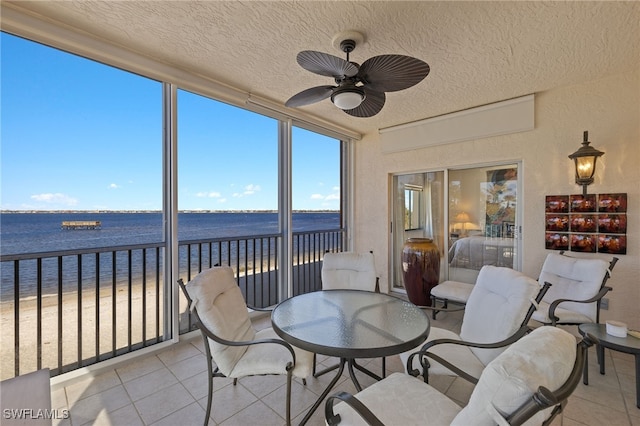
[507,333,598,426]
[325,391,385,426]
[195,317,297,364]
[407,325,531,384]
[247,304,273,312]
[548,284,612,325]
[178,278,290,351]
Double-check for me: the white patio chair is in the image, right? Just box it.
[178,266,313,426]
[325,326,595,426]
[321,251,379,292]
[429,279,474,319]
[531,251,618,327]
[315,251,382,378]
[400,265,549,384]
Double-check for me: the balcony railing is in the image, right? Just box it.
[0,228,345,380]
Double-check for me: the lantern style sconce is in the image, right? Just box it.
[568,131,604,195]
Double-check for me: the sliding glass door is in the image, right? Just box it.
[447,164,519,283]
[391,171,446,290]
[391,163,520,292]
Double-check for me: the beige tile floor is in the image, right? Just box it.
[50,311,640,426]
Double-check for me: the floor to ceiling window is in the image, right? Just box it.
[176,89,279,325]
[1,32,163,378]
[291,126,343,295]
[0,29,349,379]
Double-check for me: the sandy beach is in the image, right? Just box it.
[0,278,173,381]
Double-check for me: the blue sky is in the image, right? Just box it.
[1,32,340,211]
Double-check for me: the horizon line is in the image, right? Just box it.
[0,209,340,213]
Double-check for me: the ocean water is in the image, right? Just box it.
[0,211,340,255]
[0,212,340,300]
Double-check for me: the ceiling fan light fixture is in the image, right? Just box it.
[331,86,365,110]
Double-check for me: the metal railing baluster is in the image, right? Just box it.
[0,229,344,379]
[95,252,100,362]
[77,254,82,369]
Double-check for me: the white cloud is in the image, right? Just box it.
[30,193,78,206]
[108,183,120,189]
[233,184,261,198]
[196,191,222,198]
[243,184,261,195]
[310,192,340,201]
[332,186,340,191]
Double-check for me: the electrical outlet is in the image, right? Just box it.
[601,298,609,310]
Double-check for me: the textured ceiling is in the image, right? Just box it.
[4,1,640,136]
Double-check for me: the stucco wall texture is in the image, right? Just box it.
[354,68,639,329]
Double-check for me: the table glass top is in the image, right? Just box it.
[271,290,430,357]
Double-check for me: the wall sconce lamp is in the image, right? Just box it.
[568,131,604,195]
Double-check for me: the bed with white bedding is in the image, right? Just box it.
[448,236,514,270]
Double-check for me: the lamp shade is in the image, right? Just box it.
[568,131,604,190]
[453,212,470,223]
[451,212,479,236]
[331,86,365,110]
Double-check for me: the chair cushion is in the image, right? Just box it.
[332,372,462,426]
[228,328,314,379]
[538,253,609,323]
[531,301,593,325]
[430,280,474,304]
[399,327,486,378]
[452,326,576,426]
[321,252,377,291]
[461,266,540,366]
[185,267,255,376]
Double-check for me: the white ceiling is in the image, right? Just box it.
[4,1,640,136]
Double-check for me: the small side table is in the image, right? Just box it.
[578,323,640,409]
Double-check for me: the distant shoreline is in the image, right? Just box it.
[0,209,339,214]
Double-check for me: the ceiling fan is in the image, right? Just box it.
[285,32,430,118]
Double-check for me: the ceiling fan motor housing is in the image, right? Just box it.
[340,39,356,53]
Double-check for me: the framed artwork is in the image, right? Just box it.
[570,214,597,233]
[545,232,569,250]
[545,195,569,213]
[545,214,569,232]
[570,234,597,253]
[544,193,627,254]
[598,214,627,234]
[598,193,627,212]
[570,194,597,212]
[598,235,627,254]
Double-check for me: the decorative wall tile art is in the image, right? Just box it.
[545,193,627,254]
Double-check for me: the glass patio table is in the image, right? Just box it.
[271,289,430,425]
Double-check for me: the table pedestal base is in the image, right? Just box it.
[300,357,383,425]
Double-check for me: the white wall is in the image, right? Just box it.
[354,68,640,329]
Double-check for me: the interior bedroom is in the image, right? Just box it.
[392,163,520,295]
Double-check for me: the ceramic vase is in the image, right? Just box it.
[402,238,440,306]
